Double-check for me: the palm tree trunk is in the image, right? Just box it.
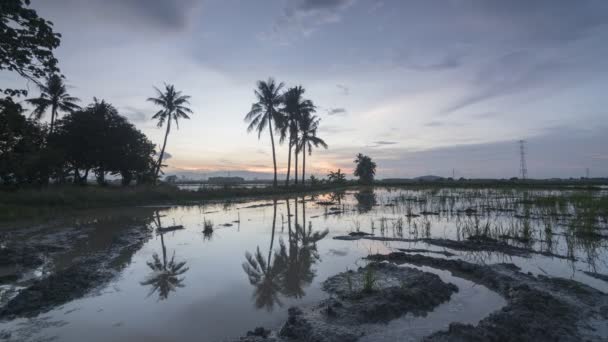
[285,139,292,187]
[286,198,292,244]
[268,116,278,187]
[302,142,307,185]
[294,149,299,185]
[155,118,171,184]
[268,200,277,267]
[50,103,57,134]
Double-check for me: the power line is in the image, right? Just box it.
[519,140,528,180]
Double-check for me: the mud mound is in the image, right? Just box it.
[234,262,458,342]
[321,262,458,324]
[368,252,608,342]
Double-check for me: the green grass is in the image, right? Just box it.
[0,183,352,222]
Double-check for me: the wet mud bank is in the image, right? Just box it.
[234,262,458,342]
[0,224,152,319]
[334,234,575,260]
[368,252,608,341]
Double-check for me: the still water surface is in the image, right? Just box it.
[1,187,606,341]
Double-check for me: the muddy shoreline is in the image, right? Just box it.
[0,224,152,319]
[234,252,607,341]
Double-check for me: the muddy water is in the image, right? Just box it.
[0,187,606,341]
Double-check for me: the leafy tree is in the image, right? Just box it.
[0,0,61,97]
[148,84,192,184]
[297,113,327,184]
[354,153,376,185]
[0,98,47,185]
[52,99,155,185]
[327,169,346,185]
[26,74,80,134]
[245,78,285,188]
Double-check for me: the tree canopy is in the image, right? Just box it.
[1,0,61,97]
[354,153,377,185]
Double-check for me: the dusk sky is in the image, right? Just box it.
[6,0,608,179]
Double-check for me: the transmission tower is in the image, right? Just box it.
[586,168,590,179]
[519,140,528,180]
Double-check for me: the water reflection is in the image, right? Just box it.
[140,212,189,301]
[242,199,282,311]
[242,197,328,310]
[355,188,377,213]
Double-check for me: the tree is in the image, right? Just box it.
[0,98,47,185]
[297,113,327,184]
[327,169,346,185]
[280,86,314,186]
[148,84,192,184]
[244,78,285,188]
[26,74,80,134]
[354,153,376,185]
[51,98,156,185]
[1,0,61,97]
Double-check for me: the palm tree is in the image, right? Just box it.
[244,78,285,187]
[297,114,327,184]
[147,84,192,183]
[280,86,315,187]
[26,74,80,134]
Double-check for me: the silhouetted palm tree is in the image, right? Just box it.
[244,78,285,187]
[280,86,314,186]
[26,74,80,134]
[147,84,192,183]
[297,114,327,184]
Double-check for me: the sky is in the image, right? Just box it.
[5,0,608,179]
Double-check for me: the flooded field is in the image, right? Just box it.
[1,187,607,341]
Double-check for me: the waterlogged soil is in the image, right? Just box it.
[1,187,607,341]
[235,263,458,342]
[368,252,608,341]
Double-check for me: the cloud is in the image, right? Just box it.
[425,121,443,127]
[36,0,201,31]
[327,108,347,115]
[368,140,398,148]
[261,0,356,43]
[441,50,566,115]
[336,84,350,95]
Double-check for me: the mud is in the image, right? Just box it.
[0,224,152,319]
[233,262,458,342]
[368,252,608,341]
[334,234,574,260]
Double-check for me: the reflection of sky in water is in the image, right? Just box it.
[1,188,607,341]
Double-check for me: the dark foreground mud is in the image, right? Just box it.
[0,225,152,319]
[233,262,458,342]
[368,252,608,342]
[334,234,574,260]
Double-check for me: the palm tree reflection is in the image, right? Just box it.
[141,211,189,300]
[242,197,327,310]
[242,200,283,311]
